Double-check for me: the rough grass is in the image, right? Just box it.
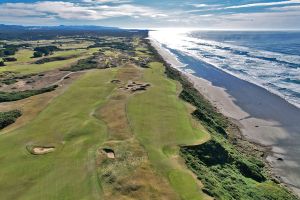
[0,69,116,200]
[98,140,179,200]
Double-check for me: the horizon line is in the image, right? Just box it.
[1,23,300,31]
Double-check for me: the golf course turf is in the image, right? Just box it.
[0,59,212,199]
[0,35,297,200]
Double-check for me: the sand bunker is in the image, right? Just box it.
[111,79,121,84]
[122,81,150,92]
[31,146,55,155]
[102,148,115,159]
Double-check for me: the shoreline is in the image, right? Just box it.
[149,38,300,196]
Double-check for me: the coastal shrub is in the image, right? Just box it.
[33,46,60,56]
[34,56,73,64]
[0,110,22,129]
[33,51,43,58]
[235,159,266,182]
[62,56,98,71]
[3,57,17,62]
[180,139,296,200]
[0,85,57,102]
[0,44,27,57]
[88,41,133,51]
[182,140,233,166]
[1,78,17,85]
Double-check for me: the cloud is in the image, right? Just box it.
[190,4,212,8]
[224,0,300,9]
[82,0,132,4]
[0,0,300,29]
[269,5,300,10]
[0,1,167,21]
[211,10,300,29]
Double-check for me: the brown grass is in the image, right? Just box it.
[97,140,180,200]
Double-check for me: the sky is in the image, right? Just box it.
[0,0,300,29]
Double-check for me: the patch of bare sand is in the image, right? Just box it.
[32,146,55,155]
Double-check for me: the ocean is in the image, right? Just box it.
[149,30,300,108]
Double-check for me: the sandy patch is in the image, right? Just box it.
[31,146,55,155]
[122,81,150,93]
[102,148,115,159]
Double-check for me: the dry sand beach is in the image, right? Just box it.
[150,38,300,196]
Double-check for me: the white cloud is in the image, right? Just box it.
[82,0,132,4]
[224,0,300,9]
[0,0,300,29]
[269,5,300,10]
[190,4,211,8]
[0,1,167,21]
[212,11,300,29]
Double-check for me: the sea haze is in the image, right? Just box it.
[150,30,300,108]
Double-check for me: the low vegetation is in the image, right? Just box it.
[0,44,27,57]
[34,55,78,64]
[0,85,57,102]
[63,56,98,71]
[3,57,17,62]
[33,46,60,57]
[1,78,17,85]
[0,110,22,129]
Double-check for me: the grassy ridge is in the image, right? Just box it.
[164,65,298,200]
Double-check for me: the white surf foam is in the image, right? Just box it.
[149,30,300,108]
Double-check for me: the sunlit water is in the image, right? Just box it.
[149,30,300,108]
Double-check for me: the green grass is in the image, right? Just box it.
[8,49,34,63]
[169,170,204,200]
[0,48,98,74]
[127,62,209,199]
[0,69,116,200]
